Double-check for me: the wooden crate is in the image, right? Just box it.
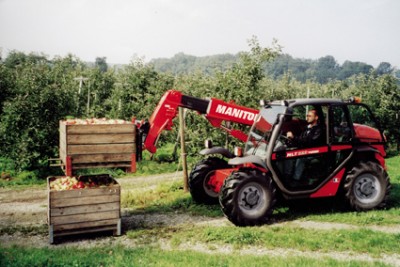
[59,120,136,175]
[47,175,121,244]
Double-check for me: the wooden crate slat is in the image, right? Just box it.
[59,147,67,163]
[71,153,132,164]
[51,194,120,208]
[72,163,131,170]
[52,218,120,232]
[67,133,134,145]
[51,210,120,225]
[66,124,135,134]
[50,202,119,217]
[60,138,67,147]
[68,143,134,155]
[59,121,66,135]
[53,226,118,236]
[49,186,120,199]
[60,122,67,162]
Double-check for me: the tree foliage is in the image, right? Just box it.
[95,57,108,73]
[152,52,386,84]
[0,42,399,173]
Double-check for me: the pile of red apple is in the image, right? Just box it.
[49,176,115,191]
[63,118,132,125]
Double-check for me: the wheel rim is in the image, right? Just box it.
[203,171,219,198]
[353,173,381,204]
[238,182,268,216]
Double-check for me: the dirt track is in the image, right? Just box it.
[1,174,400,266]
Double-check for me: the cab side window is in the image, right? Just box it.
[347,104,378,129]
[332,105,352,143]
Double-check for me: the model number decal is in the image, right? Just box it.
[287,149,320,158]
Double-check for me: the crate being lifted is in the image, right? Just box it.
[58,118,137,176]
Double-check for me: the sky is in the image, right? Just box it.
[1,0,399,67]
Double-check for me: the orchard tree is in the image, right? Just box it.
[313,55,339,83]
[84,67,115,117]
[0,53,86,171]
[376,62,394,76]
[107,57,174,121]
[338,61,373,80]
[0,63,15,114]
[95,57,108,73]
[373,75,400,151]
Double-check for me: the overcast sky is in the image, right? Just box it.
[1,0,399,67]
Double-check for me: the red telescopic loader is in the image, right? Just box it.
[138,91,391,226]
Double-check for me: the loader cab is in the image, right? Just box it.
[244,100,353,192]
[222,98,388,226]
[269,102,335,190]
[241,98,386,194]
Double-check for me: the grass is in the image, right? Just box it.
[0,246,391,267]
[0,225,47,236]
[121,180,222,217]
[125,225,400,256]
[119,155,400,226]
[0,155,399,266]
[0,170,46,188]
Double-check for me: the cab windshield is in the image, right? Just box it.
[245,105,287,160]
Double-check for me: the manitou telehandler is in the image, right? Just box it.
[216,97,391,226]
[138,91,390,227]
[136,90,261,204]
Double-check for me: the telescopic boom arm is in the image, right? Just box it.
[139,90,259,154]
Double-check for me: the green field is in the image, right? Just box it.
[0,155,399,266]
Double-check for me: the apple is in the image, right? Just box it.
[63,118,132,125]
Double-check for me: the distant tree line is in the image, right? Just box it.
[0,38,399,175]
[151,53,400,84]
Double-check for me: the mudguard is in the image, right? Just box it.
[199,147,235,158]
[355,145,379,154]
[228,155,268,169]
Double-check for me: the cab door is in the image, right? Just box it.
[272,104,332,189]
[308,104,354,197]
[329,104,353,168]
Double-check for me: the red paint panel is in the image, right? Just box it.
[330,145,352,151]
[144,90,182,153]
[66,156,72,176]
[210,168,238,193]
[310,168,346,198]
[353,124,383,142]
[130,153,136,173]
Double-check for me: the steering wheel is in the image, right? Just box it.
[279,134,293,146]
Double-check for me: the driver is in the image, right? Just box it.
[286,109,324,148]
[286,109,325,181]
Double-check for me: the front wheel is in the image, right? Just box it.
[344,161,391,211]
[189,157,229,204]
[219,169,276,226]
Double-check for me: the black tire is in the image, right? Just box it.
[344,161,391,211]
[189,157,229,205]
[219,169,276,226]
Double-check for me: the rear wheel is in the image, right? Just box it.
[219,169,276,226]
[344,161,390,211]
[189,157,229,204]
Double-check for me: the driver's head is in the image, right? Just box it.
[306,109,319,125]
